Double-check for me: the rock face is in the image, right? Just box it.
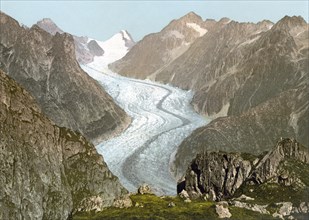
[87,39,104,56]
[110,12,211,79]
[0,12,130,144]
[177,152,251,201]
[178,138,309,202]
[249,138,309,184]
[0,70,128,220]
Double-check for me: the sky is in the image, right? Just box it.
[1,1,308,42]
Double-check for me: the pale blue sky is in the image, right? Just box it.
[1,1,308,42]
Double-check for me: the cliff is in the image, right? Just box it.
[0,69,128,219]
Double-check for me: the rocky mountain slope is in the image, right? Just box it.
[0,69,129,220]
[178,138,309,219]
[37,18,105,64]
[171,16,309,177]
[0,12,130,144]
[109,12,213,79]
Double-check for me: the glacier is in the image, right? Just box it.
[80,33,209,195]
[82,65,209,195]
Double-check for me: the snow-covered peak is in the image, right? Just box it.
[87,30,135,71]
[186,22,208,36]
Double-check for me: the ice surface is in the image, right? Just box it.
[82,64,210,195]
[81,41,210,195]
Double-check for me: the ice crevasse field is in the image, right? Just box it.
[81,32,210,195]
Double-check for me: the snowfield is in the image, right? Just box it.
[80,34,209,195]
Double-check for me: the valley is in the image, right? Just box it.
[82,65,209,195]
[1,5,308,219]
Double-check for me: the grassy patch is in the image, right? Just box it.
[73,194,275,220]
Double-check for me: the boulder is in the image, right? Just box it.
[113,195,133,208]
[177,151,251,201]
[137,184,153,195]
[215,202,232,218]
[168,202,176,207]
[231,201,269,215]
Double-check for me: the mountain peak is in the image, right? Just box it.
[39,18,55,23]
[274,15,307,31]
[36,18,64,35]
[180,11,203,22]
[120,30,134,41]
[218,17,231,24]
[119,30,135,48]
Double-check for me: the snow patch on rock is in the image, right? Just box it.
[186,22,207,36]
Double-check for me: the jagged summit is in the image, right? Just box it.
[36,17,64,35]
[109,11,210,78]
[218,17,231,24]
[119,30,135,48]
[180,11,203,22]
[273,15,307,30]
[256,19,274,30]
[120,30,134,41]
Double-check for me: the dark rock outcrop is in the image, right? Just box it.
[177,152,251,201]
[0,69,128,219]
[87,39,104,56]
[0,12,130,144]
[179,138,309,202]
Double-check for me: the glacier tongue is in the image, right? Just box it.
[81,65,209,195]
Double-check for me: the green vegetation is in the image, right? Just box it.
[73,151,309,219]
[282,159,309,186]
[73,194,275,220]
[235,159,309,206]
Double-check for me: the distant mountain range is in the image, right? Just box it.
[109,12,309,177]
[36,17,135,66]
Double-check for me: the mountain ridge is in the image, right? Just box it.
[0,11,130,144]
